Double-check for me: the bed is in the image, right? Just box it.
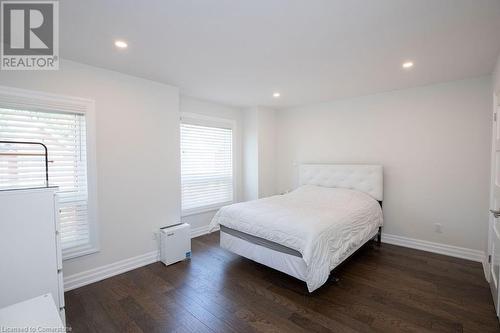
[209,164,383,292]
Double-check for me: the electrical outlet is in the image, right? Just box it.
[434,223,443,234]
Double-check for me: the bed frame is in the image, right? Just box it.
[220,164,384,288]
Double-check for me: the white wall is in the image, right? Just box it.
[242,107,277,200]
[179,96,243,230]
[243,108,259,201]
[495,55,500,95]
[0,60,180,276]
[275,76,492,251]
[257,107,276,198]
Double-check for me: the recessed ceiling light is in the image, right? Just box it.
[273,92,281,98]
[402,61,414,69]
[114,40,128,49]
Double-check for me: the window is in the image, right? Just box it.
[0,86,97,259]
[180,115,234,215]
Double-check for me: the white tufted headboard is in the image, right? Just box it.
[299,164,383,201]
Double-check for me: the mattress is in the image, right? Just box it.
[220,226,380,283]
[210,185,383,292]
[220,230,308,281]
[220,225,302,257]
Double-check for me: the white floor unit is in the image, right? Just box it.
[0,187,65,324]
[160,223,191,266]
[0,294,64,330]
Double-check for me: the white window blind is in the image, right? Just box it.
[181,120,233,214]
[0,108,90,250]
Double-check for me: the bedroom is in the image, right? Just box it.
[0,0,499,332]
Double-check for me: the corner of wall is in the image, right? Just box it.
[242,107,278,200]
[494,54,500,95]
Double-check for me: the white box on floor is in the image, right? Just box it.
[160,223,191,266]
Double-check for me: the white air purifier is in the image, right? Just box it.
[160,223,191,266]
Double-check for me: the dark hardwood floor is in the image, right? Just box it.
[65,232,500,332]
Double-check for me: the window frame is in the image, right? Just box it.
[0,85,98,260]
[180,112,237,217]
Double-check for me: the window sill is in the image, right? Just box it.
[181,201,233,218]
[63,244,99,261]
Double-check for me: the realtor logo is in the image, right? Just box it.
[1,1,59,70]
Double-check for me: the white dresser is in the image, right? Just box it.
[0,187,65,324]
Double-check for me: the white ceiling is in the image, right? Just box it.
[60,0,500,109]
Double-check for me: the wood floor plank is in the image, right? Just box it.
[65,232,500,333]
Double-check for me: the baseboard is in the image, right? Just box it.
[382,233,485,263]
[190,224,218,238]
[190,225,211,238]
[64,225,218,291]
[64,251,159,291]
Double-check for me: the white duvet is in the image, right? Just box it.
[209,185,383,292]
